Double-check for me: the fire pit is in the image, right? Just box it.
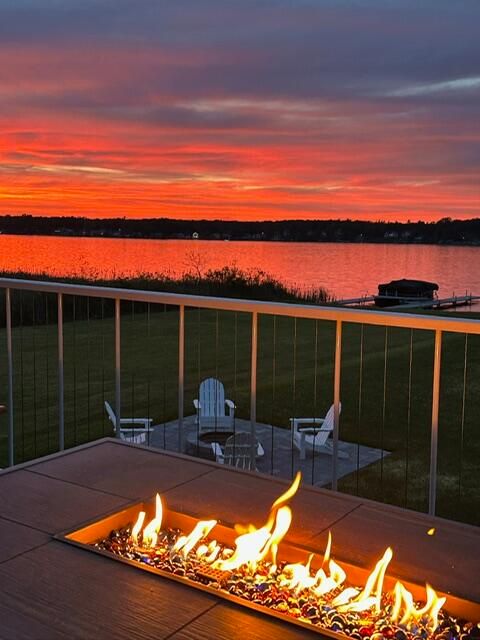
[59,473,479,640]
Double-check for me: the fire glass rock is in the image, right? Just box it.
[92,523,473,640]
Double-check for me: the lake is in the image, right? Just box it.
[1,234,479,300]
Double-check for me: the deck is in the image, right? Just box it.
[0,439,479,639]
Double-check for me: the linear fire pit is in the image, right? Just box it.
[58,471,480,640]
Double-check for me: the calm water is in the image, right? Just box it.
[1,234,480,300]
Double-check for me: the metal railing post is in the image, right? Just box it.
[332,320,342,490]
[429,328,442,516]
[115,298,121,438]
[57,293,65,450]
[178,305,185,453]
[250,311,258,467]
[6,288,14,466]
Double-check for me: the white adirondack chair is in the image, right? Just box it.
[120,431,147,444]
[104,401,153,434]
[211,432,257,471]
[193,378,235,433]
[290,403,348,460]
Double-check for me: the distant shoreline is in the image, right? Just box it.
[1,214,480,246]
[2,231,480,248]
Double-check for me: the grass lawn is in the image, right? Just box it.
[0,300,479,526]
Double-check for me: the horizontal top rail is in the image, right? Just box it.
[1,276,480,334]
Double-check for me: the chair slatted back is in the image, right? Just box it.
[104,401,117,426]
[199,378,226,418]
[322,402,341,432]
[223,432,254,471]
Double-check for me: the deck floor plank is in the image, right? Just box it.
[164,467,361,544]
[0,469,129,533]
[168,602,316,640]
[0,516,49,564]
[28,441,216,499]
[0,541,218,640]
[309,504,480,602]
[0,440,479,639]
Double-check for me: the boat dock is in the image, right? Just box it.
[335,294,480,311]
[335,295,376,306]
[382,294,480,310]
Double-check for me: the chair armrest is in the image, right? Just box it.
[297,424,329,434]
[225,398,235,417]
[211,442,224,462]
[193,399,201,410]
[290,417,325,428]
[119,418,153,425]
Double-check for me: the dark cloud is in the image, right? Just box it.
[0,0,479,218]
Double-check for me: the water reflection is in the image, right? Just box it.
[1,234,479,299]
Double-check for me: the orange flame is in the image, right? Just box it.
[215,473,301,572]
[337,547,393,613]
[391,582,446,631]
[313,532,347,596]
[126,473,449,633]
[280,553,317,593]
[131,510,146,545]
[173,520,217,558]
[142,493,163,548]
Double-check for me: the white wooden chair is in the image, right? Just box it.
[120,431,147,445]
[211,432,258,471]
[290,403,348,460]
[193,378,235,433]
[104,401,153,434]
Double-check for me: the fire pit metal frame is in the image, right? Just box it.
[55,496,479,638]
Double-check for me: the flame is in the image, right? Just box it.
[311,532,347,597]
[215,524,272,572]
[266,504,292,569]
[215,474,301,572]
[271,472,301,512]
[142,493,163,547]
[332,587,361,607]
[173,520,217,558]
[131,510,146,545]
[197,540,221,564]
[337,547,392,613]
[323,531,332,566]
[123,473,450,635]
[313,558,347,596]
[391,582,446,631]
[280,554,317,593]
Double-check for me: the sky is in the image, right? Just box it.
[1,0,479,221]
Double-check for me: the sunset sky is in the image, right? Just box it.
[1,0,479,221]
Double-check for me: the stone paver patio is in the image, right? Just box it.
[145,415,389,486]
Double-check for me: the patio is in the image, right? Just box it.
[0,438,478,639]
[148,414,389,486]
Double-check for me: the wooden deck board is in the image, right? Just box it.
[0,517,49,564]
[164,467,361,544]
[169,602,316,640]
[309,504,480,602]
[0,469,129,533]
[28,440,216,500]
[0,440,479,639]
[0,541,218,640]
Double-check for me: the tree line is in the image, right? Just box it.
[1,214,480,244]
